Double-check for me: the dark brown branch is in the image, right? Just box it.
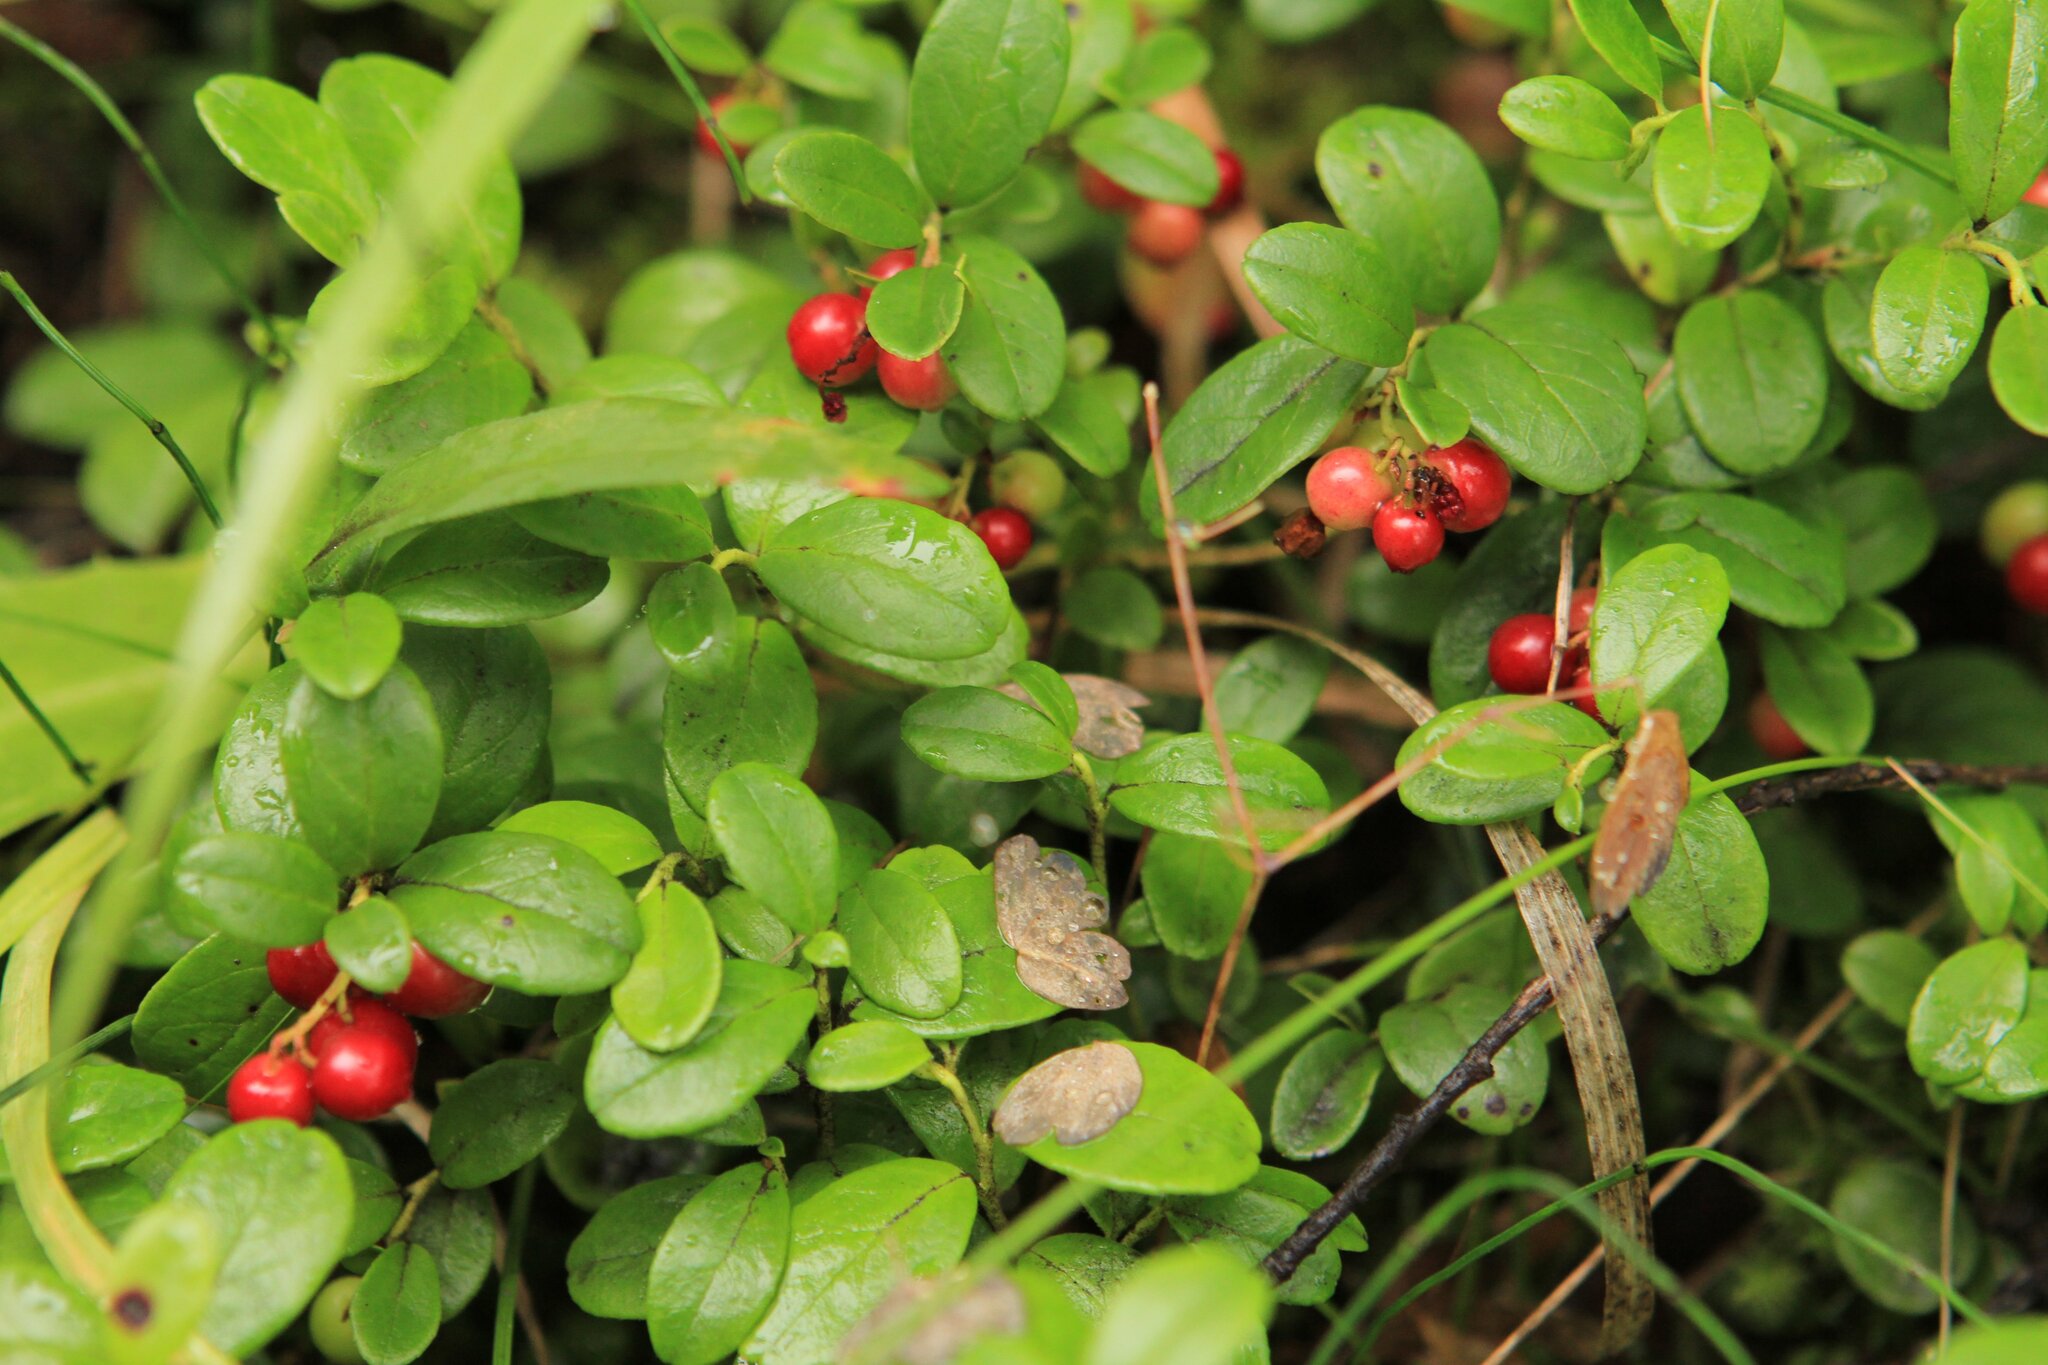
[1261,757,2048,1285]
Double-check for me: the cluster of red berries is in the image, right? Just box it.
[1486,585,1600,716]
[224,941,488,1128]
[787,249,959,415]
[1306,437,1513,572]
[1982,482,2048,615]
[1080,145,1244,267]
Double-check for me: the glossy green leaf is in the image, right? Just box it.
[1927,794,2048,938]
[0,1061,183,1181]
[756,497,1011,662]
[291,594,402,702]
[1241,223,1412,366]
[1008,1042,1260,1195]
[584,961,814,1137]
[1665,0,1784,101]
[133,936,293,1097]
[352,1242,439,1365]
[647,563,737,677]
[160,1121,352,1356]
[497,801,662,876]
[1672,290,1827,474]
[1081,1243,1272,1365]
[649,1162,792,1365]
[1021,1233,1138,1318]
[1003,661,1081,739]
[1139,832,1255,959]
[194,74,376,265]
[1109,733,1329,850]
[325,894,413,994]
[1653,105,1773,250]
[510,486,714,563]
[1630,789,1769,974]
[1949,0,2048,224]
[1908,938,2029,1092]
[1603,210,1719,306]
[612,884,724,1053]
[429,1059,575,1188]
[307,259,480,387]
[1871,247,1990,396]
[1398,698,1616,825]
[1316,106,1498,314]
[1034,371,1135,477]
[566,1173,712,1320]
[1270,1029,1383,1160]
[944,234,1067,421]
[1829,1158,1982,1313]
[709,763,839,936]
[866,265,966,361]
[1150,336,1367,524]
[402,625,550,845]
[902,686,1072,782]
[1758,624,1872,755]
[168,830,339,948]
[837,866,964,1020]
[1989,301,2048,436]
[808,1021,932,1091]
[1823,267,1947,412]
[389,831,641,994]
[761,0,875,98]
[280,664,442,876]
[1824,598,1918,661]
[1105,24,1212,104]
[1611,492,1845,628]
[100,1201,221,1365]
[909,0,1071,209]
[1397,378,1470,449]
[1212,635,1328,744]
[1841,930,1939,1029]
[1071,110,1218,206]
[552,353,724,408]
[370,513,607,627]
[1499,76,1632,160]
[745,1158,976,1365]
[394,1187,492,1320]
[1064,567,1164,652]
[1166,1166,1362,1308]
[1383,984,1549,1134]
[1590,543,1731,727]
[1565,0,1664,98]
[1419,306,1647,493]
[663,617,817,817]
[775,131,931,248]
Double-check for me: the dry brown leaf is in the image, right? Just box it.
[839,1271,1027,1365]
[1588,709,1691,918]
[993,834,1132,1010]
[991,1040,1144,1146]
[1063,675,1149,758]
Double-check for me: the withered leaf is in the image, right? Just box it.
[1064,675,1149,759]
[839,1271,1027,1365]
[993,834,1132,1010]
[991,1040,1144,1147]
[1588,708,1691,917]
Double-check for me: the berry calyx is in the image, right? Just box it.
[310,999,418,1122]
[310,1277,368,1365]
[1127,200,1205,266]
[877,350,958,412]
[1568,585,1599,637]
[1748,692,1809,760]
[1487,614,1557,695]
[1427,439,1512,532]
[989,449,1068,518]
[1982,481,2048,566]
[382,943,490,1019]
[1206,147,1245,216]
[861,248,919,298]
[1371,501,1445,573]
[971,507,1034,571]
[2007,534,2048,614]
[694,92,755,161]
[1305,446,1394,531]
[1078,161,1144,213]
[787,294,878,388]
[226,1053,314,1127]
[267,942,339,1011]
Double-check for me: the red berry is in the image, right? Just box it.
[1568,586,1599,637]
[2009,534,2048,614]
[310,999,418,1122]
[1206,147,1245,216]
[267,942,338,1011]
[971,507,1033,571]
[1748,692,1809,761]
[2026,167,2048,210]
[1428,439,1512,532]
[694,92,755,160]
[227,1054,315,1127]
[1564,661,1603,719]
[1127,201,1205,266]
[861,248,919,298]
[877,350,959,412]
[1304,446,1394,531]
[1371,502,1445,573]
[1487,614,1557,695]
[1079,161,1144,213]
[381,943,490,1019]
[787,294,878,388]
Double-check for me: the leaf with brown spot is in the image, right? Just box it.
[993,835,1133,1010]
[990,1040,1144,1146]
[838,1270,1026,1365]
[1065,675,1149,758]
[1589,708,1691,919]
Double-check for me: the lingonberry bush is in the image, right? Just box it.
[2,0,2048,1363]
